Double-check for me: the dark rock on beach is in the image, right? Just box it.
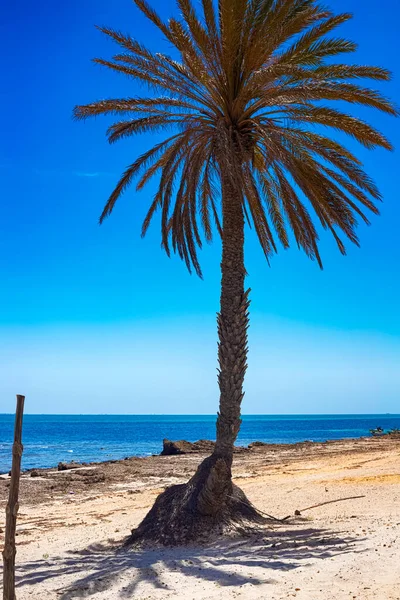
[160,439,248,456]
[248,441,268,448]
[161,439,215,455]
[30,470,45,477]
[57,461,81,471]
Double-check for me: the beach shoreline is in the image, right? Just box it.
[0,435,398,503]
[3,413,400,475]
[1,435,399,599]
[0,434,392,478]
[1,433,398,477]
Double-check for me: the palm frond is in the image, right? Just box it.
[75,0,396,274]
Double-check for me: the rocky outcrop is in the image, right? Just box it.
[161,439,215,455]
[57,461,81,471]
[248,441,268,448]
[160,439,248,455]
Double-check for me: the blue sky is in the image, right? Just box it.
[0,0,399,414]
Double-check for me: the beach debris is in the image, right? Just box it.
[290,495,366,518]
[235,494,367,523]
[82,472,106,484]
[370,427,384,436]
[369,427,400,437]
[57,467,106,484]
[72,469,100,477]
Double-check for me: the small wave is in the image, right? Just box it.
[67,450,73,453]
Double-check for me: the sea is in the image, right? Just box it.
[1,413,400,474]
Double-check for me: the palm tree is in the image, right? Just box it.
[74,0,396,544]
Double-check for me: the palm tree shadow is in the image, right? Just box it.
[16,523,364,598]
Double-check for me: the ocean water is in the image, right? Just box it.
[0,414,399,474]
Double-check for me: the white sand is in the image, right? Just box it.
[1,442,400,599]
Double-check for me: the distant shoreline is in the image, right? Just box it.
[1,435,399,506]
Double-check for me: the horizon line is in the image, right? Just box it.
[1,413,398,417]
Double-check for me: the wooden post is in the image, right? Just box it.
[2,395,25,600]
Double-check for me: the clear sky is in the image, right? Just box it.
[0,0,399,414]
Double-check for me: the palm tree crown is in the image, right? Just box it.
[74,0,397,276]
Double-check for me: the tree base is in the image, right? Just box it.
[126,455,265,546]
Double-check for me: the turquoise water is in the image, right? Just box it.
[1,414,399,473]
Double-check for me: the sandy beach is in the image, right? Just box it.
[1,436,399,599]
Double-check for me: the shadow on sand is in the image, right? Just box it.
[16,523,364,598]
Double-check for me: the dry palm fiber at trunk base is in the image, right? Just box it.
[127,455,265,546]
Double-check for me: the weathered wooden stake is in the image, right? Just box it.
[2,395,25,600]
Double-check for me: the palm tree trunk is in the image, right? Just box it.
[128,178,260,544]
[192,175,250,518]
[214,177,248,464]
